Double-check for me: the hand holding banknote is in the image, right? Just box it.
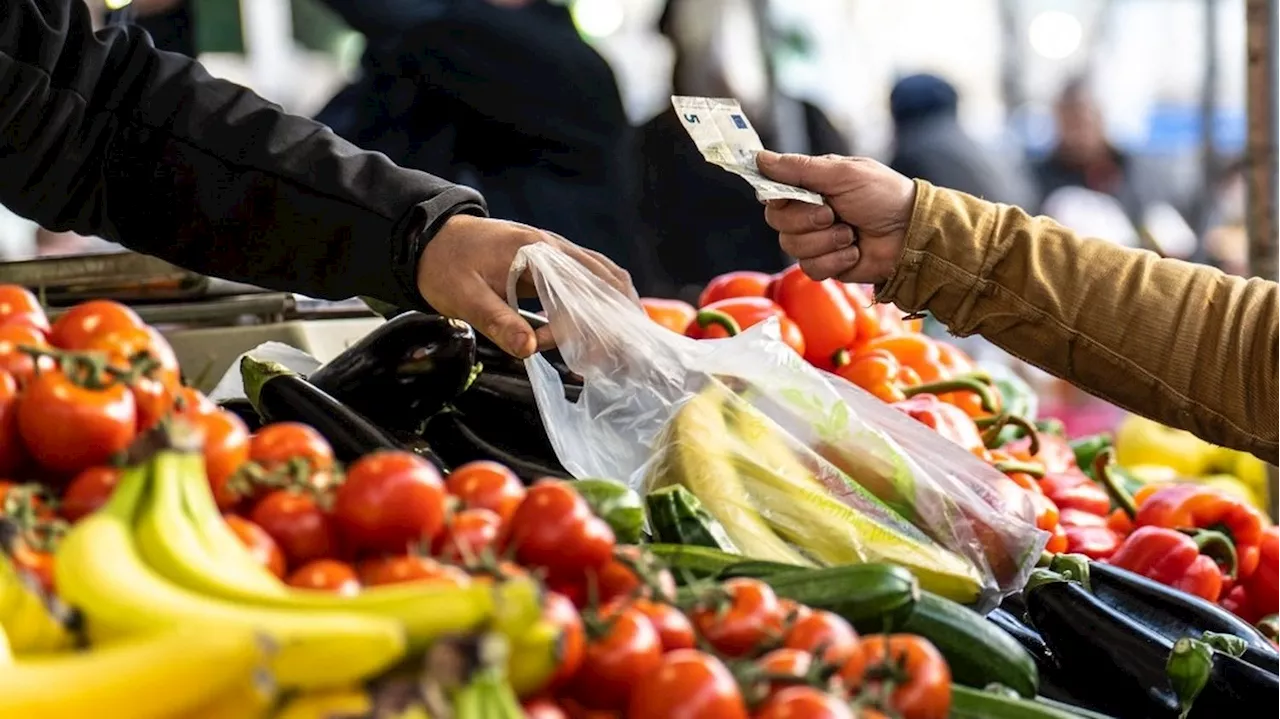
[670,96,824,205]
[756,151,917,286]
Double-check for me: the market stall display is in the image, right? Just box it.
[0,269,1275,718]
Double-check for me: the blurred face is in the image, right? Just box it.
[1055,95,1108,162]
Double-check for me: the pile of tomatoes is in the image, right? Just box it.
[524,554,951,719]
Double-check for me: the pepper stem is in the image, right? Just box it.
[1183,528,1239,579]
[1166,637,1214,719]
[1255,615,1278,643]
[993,460,1047,479]
[902,376,999,414]
[1093,449,1139,520]
[830,348,851,369]
[694,309,742,337]
[977,414,1042,455]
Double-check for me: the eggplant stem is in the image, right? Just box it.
[1166,637,1214,719]
[1093,449,1138,519]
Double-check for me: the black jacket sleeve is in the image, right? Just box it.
[0,0,485,309]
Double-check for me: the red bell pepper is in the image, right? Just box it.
[1005,432,1077,475]
[1242,525,1278,618]
[1045,523,1068,554]
[1136,484,1263,562]
[1220,584,1261,624]
[686,296,807,357]
[1059,508,1107,528]
[1107,526,1234,603]
[1064,524,1122,560]
[698,271,772,307]
[769,265,857,368]
[1039,471,1111,517]
[890,394,986,454]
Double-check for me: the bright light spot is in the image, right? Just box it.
[572,0,625,38]
[1028,10,1083,60]
[105,0,132,9]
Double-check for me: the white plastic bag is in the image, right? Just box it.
[509,244,1047,610]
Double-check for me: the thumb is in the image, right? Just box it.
[469,288,538,358]
[757,151,847,192]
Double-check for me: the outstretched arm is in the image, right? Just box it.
[757,152,1278,461]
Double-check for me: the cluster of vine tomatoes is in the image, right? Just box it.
[525,564,952,719]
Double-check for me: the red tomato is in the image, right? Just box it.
[0,286,44,324]
[195,409,251,511]
[546,575,588,609]
[82,325,178,381]
[754,648,814,699]
[357,554,470,587]
[568,605,663,710]
[129,375,174,433]
[778,599,812,625]
[626,649,749,719]
[224,514,287,578]
[172,386,217,420]
[285,558,360,595]
[0,370,25,474]
[434,507,503,563]
[627,597,695,652]
[249,422,334,475]
[444,460,525,523]
[641,298,697,334]
[543,591,586,692]
[507,480,615,580]
[769,266,857,368]
[595,545,677,604]
[249,489,341,568]
[60,466,121,522]
[689,578,783,658]
[698,271,773,308]
[0,323,53,386]
[837,635,951,719]
[48,300,144,350]
[17,370,137,476]
[783,610,860,664]
[522,698,569,719]
[334,450,448,554]
[755,686,854,719]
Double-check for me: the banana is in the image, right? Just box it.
[646,381,813,565]
[141,449,542,651]
[0,551,78,656]
[0,626,266,719]
[54,460,407,689]
[177,666,277,719]
[0,622,11,665]
[272,687,373,719]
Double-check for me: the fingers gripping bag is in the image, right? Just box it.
[507,245,1047,610]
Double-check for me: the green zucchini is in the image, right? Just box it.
[868,591,1039,698]
[757,564,919,629]
[647,544,758,581]
[950,685,1118,718]
[645,485,739,551]
[573,478,645,545]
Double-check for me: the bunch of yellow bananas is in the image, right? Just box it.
[0,438,556,718]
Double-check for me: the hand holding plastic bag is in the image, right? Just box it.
[508,245,1047,610]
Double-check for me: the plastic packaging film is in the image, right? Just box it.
[507,244,1049,611]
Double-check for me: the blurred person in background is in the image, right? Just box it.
[635,0,851,301]
[888,73,1036,210]
[313,0,654,291]
[1033,76,1168,228]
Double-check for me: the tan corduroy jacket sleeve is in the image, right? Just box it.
[879,181,1279,463]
